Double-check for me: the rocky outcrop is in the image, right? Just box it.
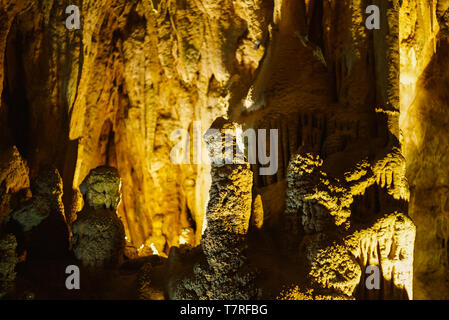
[71,166,125,268]
[0,146,30,225]
[72,207,125,268]
[79,166,122,210]
[283,145,415,299]
[168,119,258,300]
[7,166,69,260]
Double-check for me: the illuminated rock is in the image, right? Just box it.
[169,119,258,300]
[284,144,415,299]
[0,146,30,225]
[399,0,449,299]
[79,166,122,210]
[0,0,447,301]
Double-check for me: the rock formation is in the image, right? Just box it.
[8,166,69,260]
[399,0,449,299]
[167,119,258,300]
[282,140,414,299]
[0,0,448,300]
[0,146,30,225]
[71,166,125,268]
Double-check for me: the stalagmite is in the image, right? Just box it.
[71,166,125,268]
[8,166,69,260]
[169,118,258,300]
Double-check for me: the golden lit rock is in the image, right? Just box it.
[0,0,447,301]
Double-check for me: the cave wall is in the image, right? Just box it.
[0,0,274,253]
[0,0,448,299]
[400,0,449,299]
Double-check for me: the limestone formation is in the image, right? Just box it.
[8,166,69,260]
[285,152,352,234]
[0,146,30,225]
[71,166,125,268]
[79,166,122,210]
[283,144,415,299]
[0,0,448,301]
[169,119,259,300]
[400,0,449,299]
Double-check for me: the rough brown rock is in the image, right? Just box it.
[72,206,126,268]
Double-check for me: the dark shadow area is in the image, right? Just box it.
[3,18,30,159]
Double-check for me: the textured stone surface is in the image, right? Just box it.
[0,0,448,300]
[0,233,18,299]
[0,0,404,255]
[72,166,125,268]
[399,0,449,299]
[79,166,122,210]
[0,146,30,225]
[9,195,50,233]
[283,146,415,299]
[169,119,258,300]
[72,206,126,268]
[7,166,69,260]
